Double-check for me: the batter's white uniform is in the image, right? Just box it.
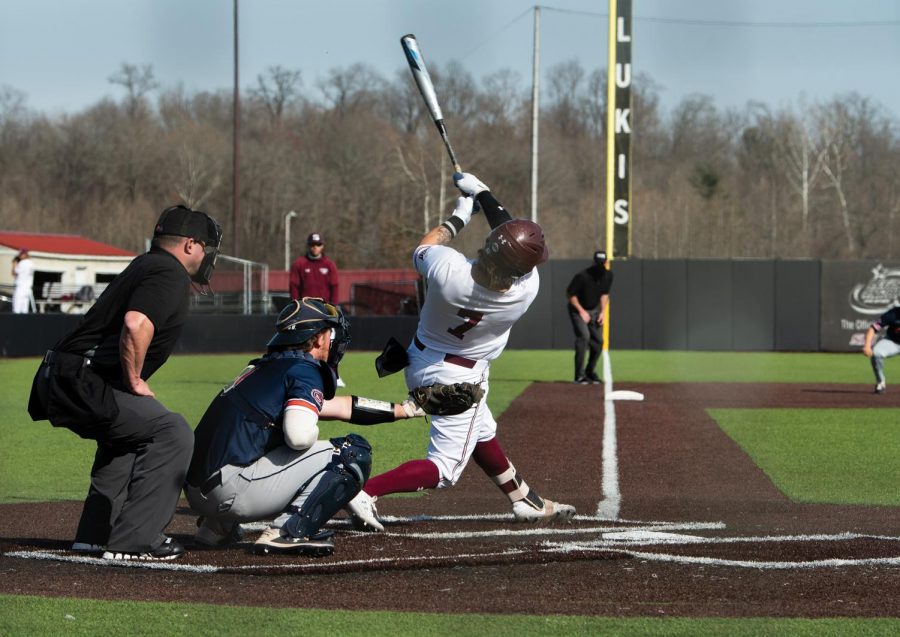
[406,243,539,487]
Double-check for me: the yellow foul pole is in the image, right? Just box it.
[603,0,617,352]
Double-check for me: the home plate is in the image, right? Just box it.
[606,390,644,401]
[602,530,704,542]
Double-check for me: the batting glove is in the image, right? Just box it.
[441,196,475,238]
[453,172,489,197]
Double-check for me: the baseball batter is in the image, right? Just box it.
[863,305,900,394]
[185,298,424,556]
[346,172,576,532]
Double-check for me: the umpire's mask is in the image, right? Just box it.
[154,205,223,285]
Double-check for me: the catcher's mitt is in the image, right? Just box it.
[411,382,485,416]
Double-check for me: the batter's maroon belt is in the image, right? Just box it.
[414,336,477,369]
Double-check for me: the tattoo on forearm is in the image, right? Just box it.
[435,226,453,244]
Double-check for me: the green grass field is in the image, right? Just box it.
[1,349,897,634]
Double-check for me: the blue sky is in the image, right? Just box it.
[1,0,898,117]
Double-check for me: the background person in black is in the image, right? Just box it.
[566,250,614,384]
[28,205,222,561]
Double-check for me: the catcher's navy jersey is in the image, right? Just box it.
[187,350,332,485]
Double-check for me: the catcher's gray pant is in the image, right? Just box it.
[75,389,193,553]
[184,441,335,529]
[871,338,900,385]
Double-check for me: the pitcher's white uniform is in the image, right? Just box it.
[406,243,539,486]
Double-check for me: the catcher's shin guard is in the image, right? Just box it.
[283,467,359,540]
[283,435,372,540]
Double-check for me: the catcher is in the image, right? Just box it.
[185,298,473,557]
[346,171,576,533]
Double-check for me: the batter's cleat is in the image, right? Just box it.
[71,542,105,554]
[875,382,886,394]
[336,377,347,388]
[585,371,602,384]
[346,491,384,532]
[574,375,589,385]
[252,527,335,557]
[194,516,245,547]
[512,498,576,524]
[102,537,185,561]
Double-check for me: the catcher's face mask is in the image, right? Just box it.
[327,311,351,368]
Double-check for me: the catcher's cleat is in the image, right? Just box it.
[512,498,576,524]
[102,537,185,561]
[875,382,886,394]
[346,491,384,532]
[252,527,335,557]
[194,516,245,547]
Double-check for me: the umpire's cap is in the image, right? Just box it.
[593,250,607,265]
[154,205,222,248]
[267,297,351,365]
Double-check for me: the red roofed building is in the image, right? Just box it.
[1,231,136,313]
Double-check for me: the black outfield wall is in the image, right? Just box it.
[3,258,894,356]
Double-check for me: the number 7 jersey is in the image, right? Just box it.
[412,244,539,361]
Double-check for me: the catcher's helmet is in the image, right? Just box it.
[267,297,351,366]
[483,219,549,276]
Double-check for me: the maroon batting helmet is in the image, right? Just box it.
[483,219,549,276]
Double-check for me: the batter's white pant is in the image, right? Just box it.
[404,342,492,488]
[184,440,335,528]
[871,337,900,385]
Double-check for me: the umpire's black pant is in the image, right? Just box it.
[74,389,193,553]
[568,304,603,377]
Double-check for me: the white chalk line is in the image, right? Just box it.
[599,549,900,570]
[8,528,900,572]
[386,521,725,541]
[597,349,620,520]
[543,531,900,549]
[2,547,531,574]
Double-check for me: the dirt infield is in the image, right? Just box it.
[2,382,900,617]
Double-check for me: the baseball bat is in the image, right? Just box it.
[400,33,462,172]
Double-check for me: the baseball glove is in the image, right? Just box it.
[410,382,485,416]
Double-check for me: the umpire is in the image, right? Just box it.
[28,205,222,561]
[566,250,614,384]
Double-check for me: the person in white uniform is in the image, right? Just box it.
[344,172,576,531]
[12,248,35,313]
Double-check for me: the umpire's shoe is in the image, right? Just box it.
[252,527,335,557]
[102,537,185,561]
[513,498,576,524]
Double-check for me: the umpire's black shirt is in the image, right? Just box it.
[55,247,191,385]
[566,265,614,311]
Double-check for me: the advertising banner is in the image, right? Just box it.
[820,261,900,351]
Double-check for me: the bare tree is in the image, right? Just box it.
[108,63,158,119]
[815,100,855,255]
[771,103,828,246]
[249,66,302,124]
